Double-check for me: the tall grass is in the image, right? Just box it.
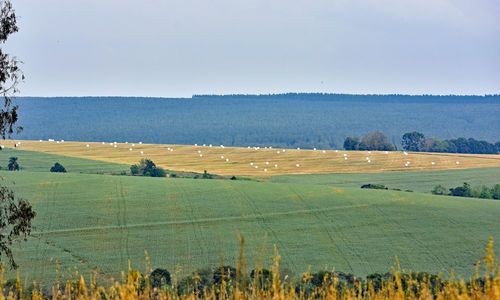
[1,237,499,299]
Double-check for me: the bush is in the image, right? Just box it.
[213,266,236,285]
[7,157,19,171]
[149,268,171,289]
[250,268,272,288]
[449,182,471,197]
[50,162,67,173]
[431,185,448,195]
[361,184,388,190]
[130,159,166,177]
[202,170,213,179]
[130,165,139,175]
[491,184,500,200]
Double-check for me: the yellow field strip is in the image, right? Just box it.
[3,139,500,176]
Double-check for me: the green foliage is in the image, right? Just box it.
[178,267,213,295]
[7,156,19,170]
[343,137,360,150]
[402,131,425,151]
[149,268,171,289]
[50,162,66,173]
[202,170,213,179]
[431,182,500,200]
[344,132,395,151]
[449,182,472,197]
[213,266,237,285]
[431,185,449,195]
[0,185,36,268]
[250,268,272,289]
[130,159,166,177]
[492,184,500,200]
[402,132,498,154]
[361,131,396,151]
[360,184,387,190]
[130,164,139,175]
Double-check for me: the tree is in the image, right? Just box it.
[150,268,171,289]
[449,182,471,197]
[361,131,396,151]
[0,0,23,139]
[50,162,66,173]
[343,137,360,150]
[130,159,166,177]
[431,185,448,195]
[401,132,425,151]
[7,156,18,170]
[0,185,36,268]
[491,184,500,200]
[0,1,35,269]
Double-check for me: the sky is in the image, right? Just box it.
[5,0,500,97]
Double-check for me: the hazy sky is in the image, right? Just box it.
[6,0,500,97]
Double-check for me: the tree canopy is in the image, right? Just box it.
[50,162,67,173]
[130,159,166,177]
[0,1,35,269]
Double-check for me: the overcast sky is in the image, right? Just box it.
[6,0,500,97]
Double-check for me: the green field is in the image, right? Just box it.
[271,168,500,193]
[2,168,499,285]
[0,148,129,174]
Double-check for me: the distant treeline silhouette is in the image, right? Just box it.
[344,131,500,154]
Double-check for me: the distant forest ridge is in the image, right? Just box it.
[192,93,500,102]
[16,93,500,102]
[11,94,500,149]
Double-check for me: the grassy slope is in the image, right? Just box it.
[0,148,129,174]
[3,140,500,176]
[2,170,499,285]
[271,168,500,193]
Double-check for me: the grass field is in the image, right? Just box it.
[2,169,499,285]
[0,148,129,174]
[3,140,500,176]
[271,167,500,193]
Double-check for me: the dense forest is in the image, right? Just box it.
[12,94,500,149]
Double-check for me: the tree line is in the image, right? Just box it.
[432,182,500,200]
[344,131,500,154]
[402,131,500,154]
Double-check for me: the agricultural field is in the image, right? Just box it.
[0,148,129,174]
[272,167,500,193]
[0,152,498,285]
[3,140,500,176]
[0,144,499,287]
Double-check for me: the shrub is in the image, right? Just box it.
[250,268,272,288]
[431,185,448,195]
[361,184,388,190]
[130,165,139,175]
[491,184,500,200]
[449,182,471,197]
[213,266,236,285]
[130,159,166,177]
[50,162,67,173]
[202,170,213,179]
[149,268,171,289]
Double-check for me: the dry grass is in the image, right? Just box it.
[3,140,500,176]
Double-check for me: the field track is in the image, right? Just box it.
[4,140,500,176]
